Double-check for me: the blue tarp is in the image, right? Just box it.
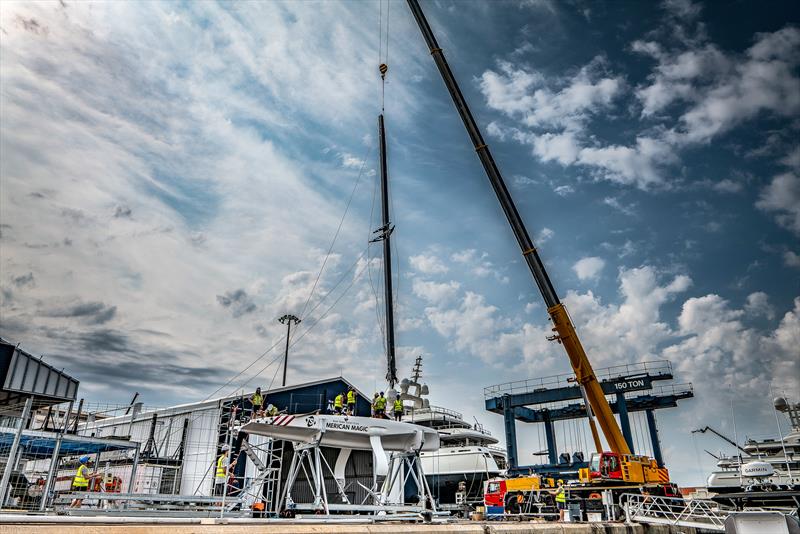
[0,431,135,457]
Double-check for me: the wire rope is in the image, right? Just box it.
[297,143,373,324]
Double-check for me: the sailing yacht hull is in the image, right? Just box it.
[242,414,439,452]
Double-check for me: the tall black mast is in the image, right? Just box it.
[377,114,398,388]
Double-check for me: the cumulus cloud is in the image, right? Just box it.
[409,253,449,275]
[744,291,775,320]
[451,249,506,282]
[480,57,623,130]
[784,251,800,269]
[411,279,460,306]
[664,295,800,402]
[573,256,605,280]
[418,265,694,371]
[480,8,799,192]
[536,227,554,244]
[756,172,800,236]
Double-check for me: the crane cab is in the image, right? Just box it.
[580,452,623,482]
[580,452,670,485]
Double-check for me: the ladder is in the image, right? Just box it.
[239,437,284,516]
[264,439,284,516]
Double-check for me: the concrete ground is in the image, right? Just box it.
[0,520,704,534]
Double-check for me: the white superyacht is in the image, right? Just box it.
[396,357,506,510]
[700,396,799,509]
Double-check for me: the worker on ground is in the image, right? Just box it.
[250,387,264,419]
[214,444,236,498]
[334,392,344,415]
[393,397,403,421]
[554,479,567,521]
[346,387,356,416]
[373,392,387,419]
[69,456,92,508]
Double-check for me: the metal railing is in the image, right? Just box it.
[625,382,693,399]
[484,360,673,398]
[622,493,728,531]
[408,405,463,420]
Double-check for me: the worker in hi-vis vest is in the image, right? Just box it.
[214,444,236,497]
[346,388,356,416]
[69,456,92,508]
[334,392,344,415]
[250,387,264,419]
[373,392,387,418]
[393,398,403,421]
[554,480,567,521]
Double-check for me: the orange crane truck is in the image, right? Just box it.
[406,0,680,519]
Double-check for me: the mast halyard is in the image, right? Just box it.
[375,114,398,388]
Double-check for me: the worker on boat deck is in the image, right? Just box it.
[554,479,567,521]
[346,387,356,416]
[371,393,379,417]
[393,397,403,421]
[214,444,237,497]
[69,455,92,508]
[250,387,264,419]
[334,392,344,415]
[373,392,387,418]
[266,403,278,416]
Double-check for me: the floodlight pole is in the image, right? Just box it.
[278,314,301,387]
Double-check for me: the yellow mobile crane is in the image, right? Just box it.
[405,0,674,510]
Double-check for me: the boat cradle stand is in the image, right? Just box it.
[279,441,439,518]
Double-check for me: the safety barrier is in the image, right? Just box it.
[621,492,728,531]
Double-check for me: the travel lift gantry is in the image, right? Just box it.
[406,0,677,498]
[485,362,694,479]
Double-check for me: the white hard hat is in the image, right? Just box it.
[221,444,230,452]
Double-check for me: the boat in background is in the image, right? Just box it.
[702,396,800,510]
[397,356,506,512]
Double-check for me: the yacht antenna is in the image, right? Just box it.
[770,388,794,480]
[411,355,423,383]
[730,392,743,487]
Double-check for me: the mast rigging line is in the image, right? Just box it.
[155,247,373,451]
[297,142,374,325]
[241,247,372,389]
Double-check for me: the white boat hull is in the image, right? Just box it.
[421,446,502,476]
[242,414,439,452]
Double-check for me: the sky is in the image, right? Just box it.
[1,0,798,487]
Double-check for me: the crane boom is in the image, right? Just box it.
[406,0,631,455]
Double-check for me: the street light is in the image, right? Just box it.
[278,314,301,387]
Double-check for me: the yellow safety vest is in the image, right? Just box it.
[347,391,356,404]
[334,394,343,408]
[73,464,89,488]
[393,399,403,412]
[216,454,227,480]
[252,393,263,407]
[375,397,386,410]
[267,405,278,416]
[555,487,566,503]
